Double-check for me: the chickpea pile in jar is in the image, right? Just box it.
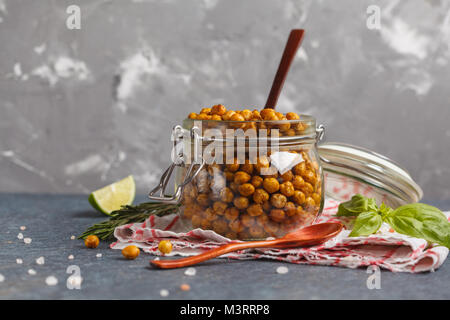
[181,105,323,240]
[188,104,308,136]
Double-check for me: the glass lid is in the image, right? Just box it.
[318,142,423,208]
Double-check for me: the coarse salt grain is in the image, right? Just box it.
[16,258,23,264]
[17,233,24,240]
[68,255,74,260]
[28,269,36,275]
[45,276,58,286]
[160,289,169,297]
[276,266,289,274]
[70,235,75,240]
[20,226,26,231]
[24,238,32,244]
[36,257,45,265]
[184,267,196,276]
[0,274,4,282]
[96,253,102,258]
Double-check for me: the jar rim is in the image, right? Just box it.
[184,114,316,124]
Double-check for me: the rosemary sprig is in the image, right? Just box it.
[78,202,180,240]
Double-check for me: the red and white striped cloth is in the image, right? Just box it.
[111,198,449,273]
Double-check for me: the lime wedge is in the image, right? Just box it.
[88,175,136,215]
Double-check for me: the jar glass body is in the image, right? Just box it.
[176,116,324,240]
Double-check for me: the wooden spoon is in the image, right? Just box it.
[264,29,305,109]
[150,222,343,269]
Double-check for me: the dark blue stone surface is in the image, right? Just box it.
[0,194,448,300]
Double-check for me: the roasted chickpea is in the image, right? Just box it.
[251,175,263,188]
[270,209,286,222]
[230,113,245,122]
[285,202,297,216]
[256,213,269,226]
[225,207,239,221]
[286,112,300,120]
[240,160,254,175]
[158,240,173,254]
[188,112,198,119]
[238,183,255,197]
[280,170,293,182]
[279,181,295,197]
[201,219,212,230]
[220,187,234,203]
[300,182,314,195]
[263,221,279,235]
[213,201,228,215]
[263,177,280,194]
[205,207,218,221]
[278,117,291,132]
[197,113,211,120]
[234,171,251,185]
[226,159,240,172]
[270,193,287,209]
[233,196,249,209]
[250,110,262,120]
[182,205,195,219]
[241,214,255,227]
[262,200,271,212]
[191,214,203,228]
[200,107,211,114]
[84,235,99,249]
[304,196,316,208]
[122,245,140,260]
[229,219,244,233]
[292,175,305,189]
[212,219,229,234]
[292,190,306,205]
[247,203,263,217]
[260,109,277,120]
[211,104,226,115]
[286,128,296,136]
[253,188,269,204]
[197,193,211,207]
[312,193,321,205]
[222,110,236,121]
[240,109,253,121]
[229,182,239,193]
[303,169,316,184]
[225,232,238,239]
[293,162,306,176]
[224,170,234,181]
[249,226,265,238]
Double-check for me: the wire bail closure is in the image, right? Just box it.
[148,125,205,204]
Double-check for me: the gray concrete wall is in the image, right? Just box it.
[0,0,449,201]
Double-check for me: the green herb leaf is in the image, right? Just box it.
[349,211,383,237]
[386,203,450,248]
[337,194,378,217]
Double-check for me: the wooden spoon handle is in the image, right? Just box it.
[264,29,305,109]
[151,239,281,269]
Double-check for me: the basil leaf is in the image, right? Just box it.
[386,203,450,248]
[337,194,378,217]
[349,211,382,237]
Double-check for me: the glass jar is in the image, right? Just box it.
[149,115,325,240]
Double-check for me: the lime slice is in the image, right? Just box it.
[88,176,136,215]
